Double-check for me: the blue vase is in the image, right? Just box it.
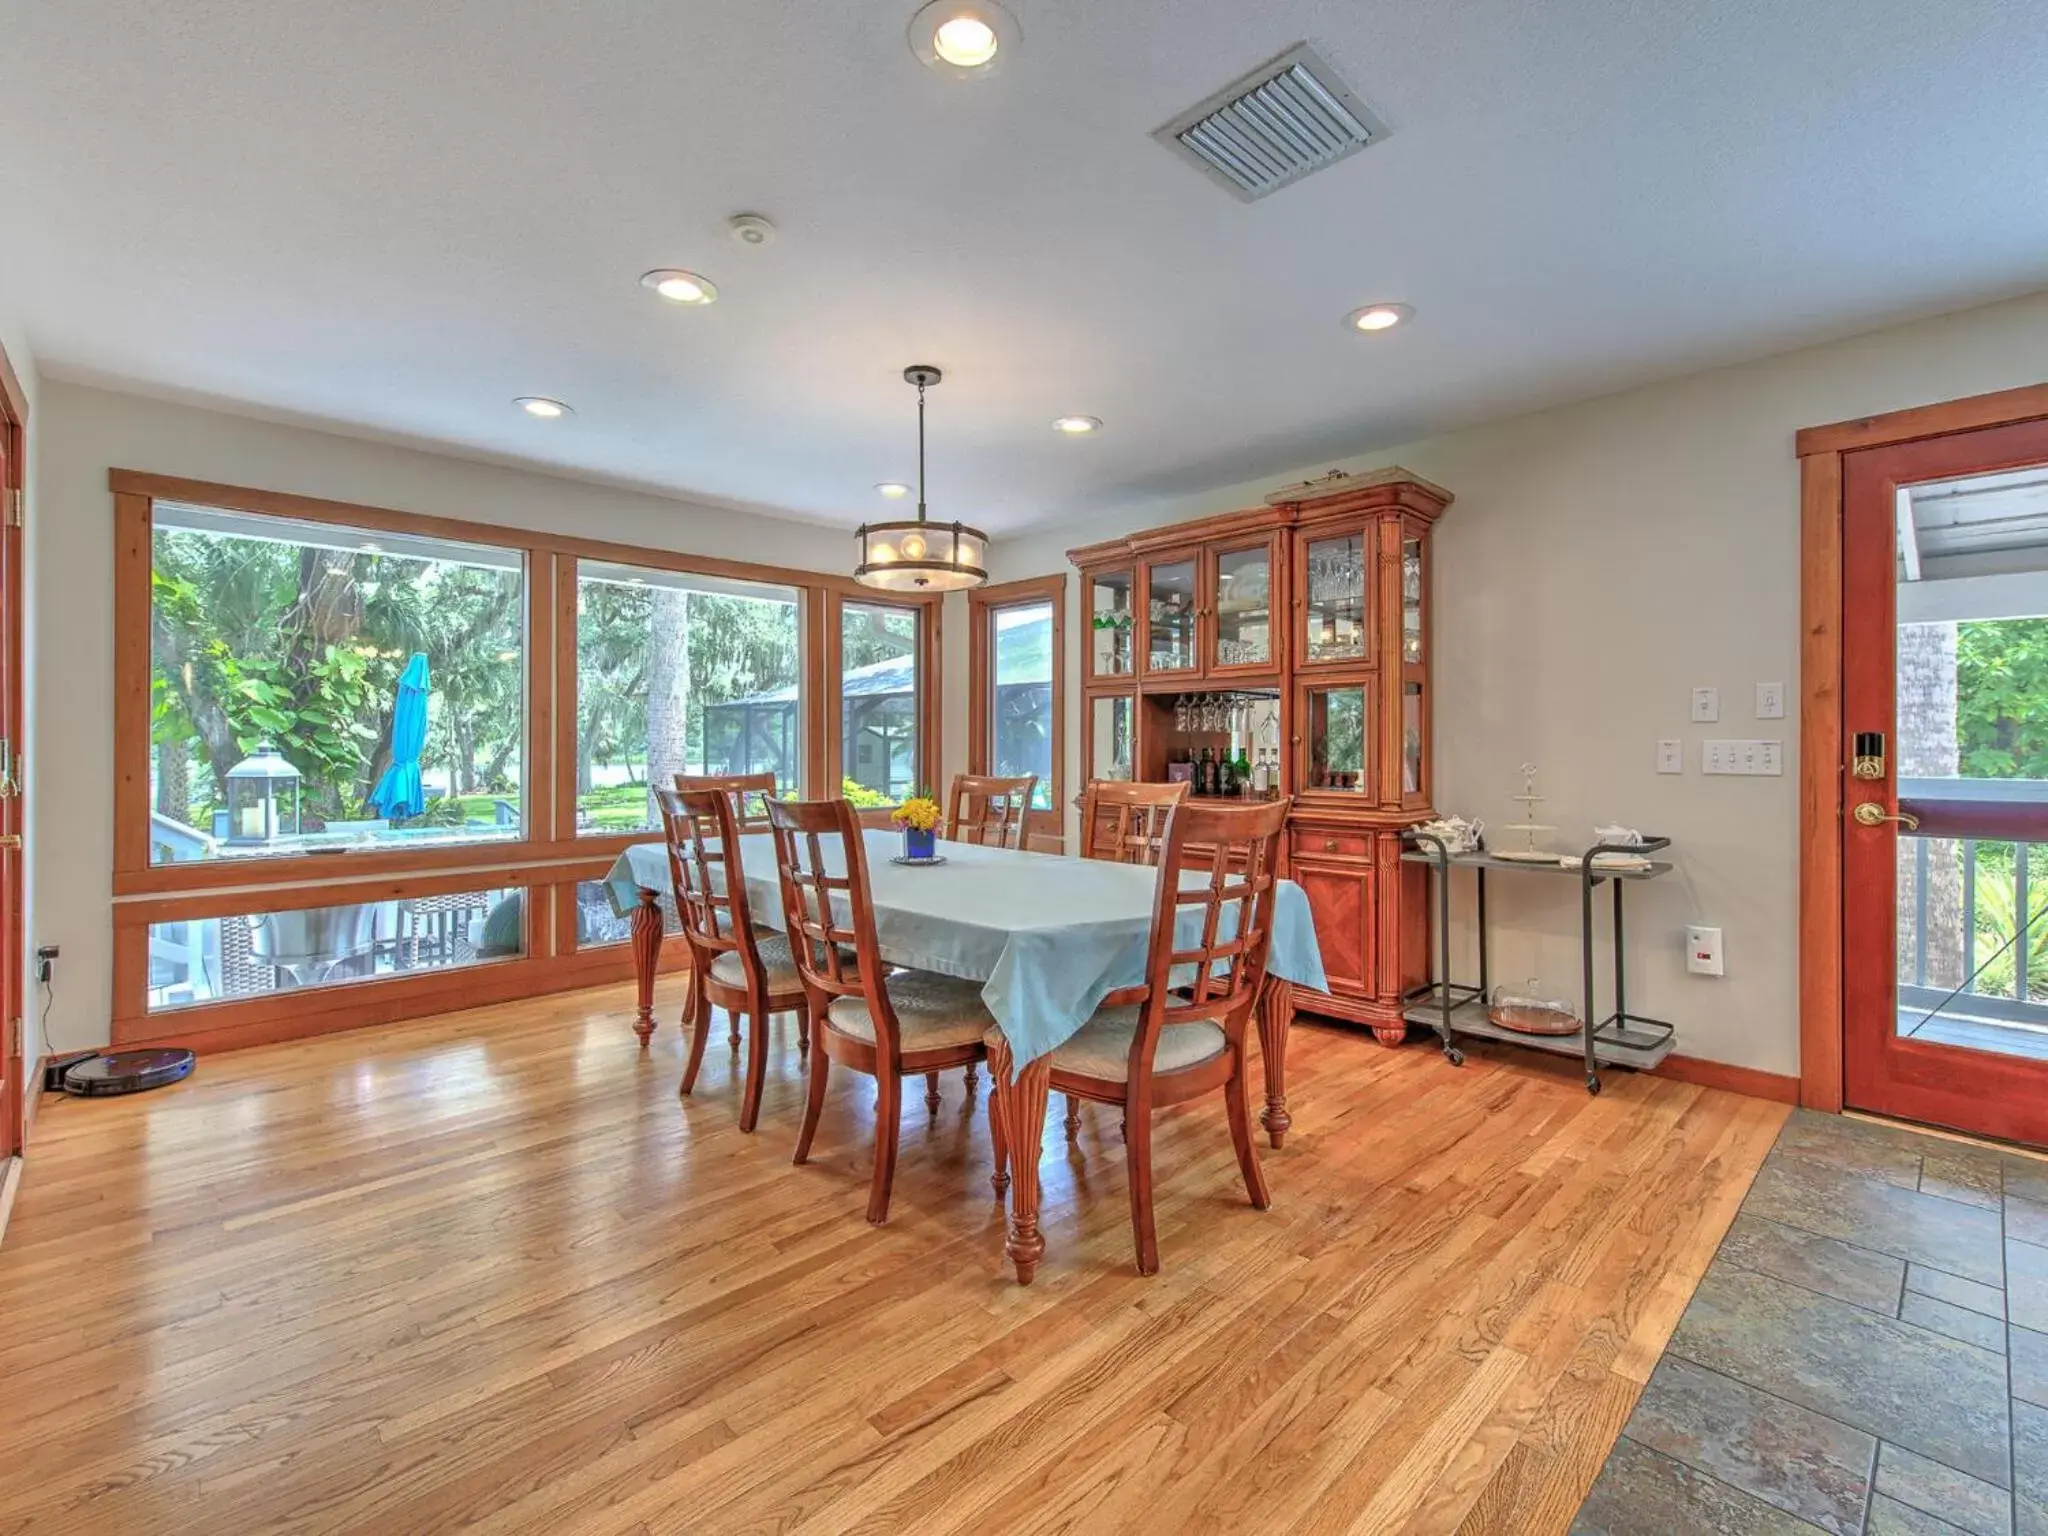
[903,826,936,861]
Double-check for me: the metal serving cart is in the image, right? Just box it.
[1400,831,1678,1094]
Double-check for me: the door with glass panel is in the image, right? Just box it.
[1207,537,1278,676]
[1842,420,2048,1144]
[1138,556,1200,678]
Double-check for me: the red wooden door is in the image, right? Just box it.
[1841,416,2048,1144]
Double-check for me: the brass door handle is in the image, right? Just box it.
[1853,802,1920,830]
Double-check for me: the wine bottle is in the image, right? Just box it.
[1234,746,1253,797]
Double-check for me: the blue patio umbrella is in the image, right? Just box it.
[368,652,430,820]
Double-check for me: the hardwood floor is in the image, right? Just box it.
[0,980,1786,1534]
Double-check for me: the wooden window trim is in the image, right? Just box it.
[968,574,1067,852]
[110,469,944,1033]
[1795,383,2048,1113]
[108,469,913,602]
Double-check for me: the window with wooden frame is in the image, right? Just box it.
[830,593,938,812]
[111,470,942,1047]
[969,574,1066,849]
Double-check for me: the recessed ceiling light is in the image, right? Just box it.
[1052,415,1102,435]
[909,0,1018,77]
[1346,303,1412,334]
[640,269,718,305]
[875,482,913,499]
[515,396,573,419]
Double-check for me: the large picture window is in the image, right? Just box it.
[574,562,802,835]
[840,600,922,807]
[148,503,525,864]
[113,471,942,1048]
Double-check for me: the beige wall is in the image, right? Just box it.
[984,288,2048,1078]
[30,380,931,1055]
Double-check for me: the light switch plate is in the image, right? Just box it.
[1702,739,1785,775]
[1686,925,1724,976]
[1756,682,1786,720]
[1656,739,1683,774]
[1691,686,1720,723]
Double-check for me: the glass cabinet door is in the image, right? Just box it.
[1402,680,1425,797]
[1090,694,1135,782]
[1210,541,1274,671]
[1301,684,1371,794]
[1401,537,1424,664]
[1087,569,1135,679]
[1301,532,1368,665]
[1142,558,1199,674]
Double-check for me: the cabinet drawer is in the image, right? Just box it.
[1293,830,1373,861]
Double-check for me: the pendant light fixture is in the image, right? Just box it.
[854,365,989,592]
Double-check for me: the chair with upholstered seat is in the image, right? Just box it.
[674,771,778,829]
[944,773,1037,850]
[657,786,808,1133]
[1001,796,1289,1274]
[1079,779,1189,865]
[766,796,1008,1225]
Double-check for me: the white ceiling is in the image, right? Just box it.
[3,0,2045,534]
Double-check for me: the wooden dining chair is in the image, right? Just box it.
[1079,779,1189,865]
[766,796,1008,1225]
[657,786,808,1133]
[944,773,1037,850]
[674,771,778,829]
[1003,796,1290,1275]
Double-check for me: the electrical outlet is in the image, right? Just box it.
[1656,739,1683,774]
[1691,687,1719,723]
[34,944,56,983]
[1686,925,1724,976]
[1755,681,1786,720]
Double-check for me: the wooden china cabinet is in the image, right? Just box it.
[1071,469,1452,1043]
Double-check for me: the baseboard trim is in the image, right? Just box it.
[1655,1053,1800,1103]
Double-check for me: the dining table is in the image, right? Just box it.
[604,829,1328,1282]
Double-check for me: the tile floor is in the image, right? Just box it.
[1575,1109,2048,1535]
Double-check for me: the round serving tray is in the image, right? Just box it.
[1487,1002,1583,1037]
[890,854,948,867]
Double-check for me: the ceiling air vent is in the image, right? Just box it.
[1154,44,1388,203]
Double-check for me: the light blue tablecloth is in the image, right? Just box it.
[604,830,1327,1068]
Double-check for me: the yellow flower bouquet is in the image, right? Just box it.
[891,792,942,859]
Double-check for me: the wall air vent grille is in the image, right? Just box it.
[1154,44,1388,203]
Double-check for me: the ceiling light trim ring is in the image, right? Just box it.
[640,269,719,305]
[908,0,1020,79]
[514,396,573,419]
[1346,302,1413,333]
